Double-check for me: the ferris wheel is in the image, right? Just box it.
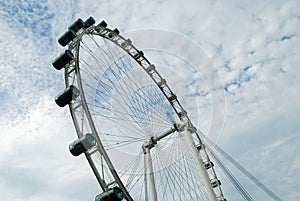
[51,17,235,201]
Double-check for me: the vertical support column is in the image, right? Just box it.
[144,146,158,201]
[182,126,217,201]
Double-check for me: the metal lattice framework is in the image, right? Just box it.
[58,19,227,201]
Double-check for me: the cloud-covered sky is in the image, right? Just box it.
[0,0,299,200]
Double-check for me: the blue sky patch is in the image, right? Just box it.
[243,65,252,71]
[281,34,295,41]
[0,0,55,38]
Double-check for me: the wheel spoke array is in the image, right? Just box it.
[53,18,226,201]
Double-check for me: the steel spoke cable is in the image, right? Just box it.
[81,36,122,72]
[100,132,151,140]
[104,138,147,151]
[181,148,208,200]
[145,149,173,200]
[62,26,227,201]
[80,42,141,111]
[202,134,283,201]
[155,155,182,200]
[126,164,144,190]
[87,93,171,129]
[84,68,173,130]
[179,143,210,199]
[154,144,194,200]
[119,150,145,186]
[81,55,177,156]
[101,137,145,148]
[81,56,176,129]
[177,147,193,200]
[151,147,174,200]
[87,107,151,133]
[99,39,178,126]
[119,153,143,179]
[185,153,202,199]
[209,148,254,201]
[82,80,173,135]
[151,130,207,199]
[167,153,199,200]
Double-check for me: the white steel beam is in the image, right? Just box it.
[182,126,217,201]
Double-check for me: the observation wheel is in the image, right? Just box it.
[52,17,226,201]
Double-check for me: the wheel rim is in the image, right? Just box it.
[63,25,222,201]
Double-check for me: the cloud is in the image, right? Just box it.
[0,95,100,201]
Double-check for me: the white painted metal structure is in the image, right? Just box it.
[61,21,226,200]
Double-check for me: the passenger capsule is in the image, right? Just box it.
[108,28,120,38]
[95,186,123,201]
[55,85,79,107]
[204,161,214,169]
[68,18,85,32]
[168,94,177,102]
[84,16,96,28]
[211,178,221,188]
[58,29,76,47]
[52,50,74,70]
[69,133,97,156]
[97,20,108,27]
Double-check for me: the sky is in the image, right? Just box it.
[0,0,299,200]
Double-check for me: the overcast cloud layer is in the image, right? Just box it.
[0,0,299,200]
